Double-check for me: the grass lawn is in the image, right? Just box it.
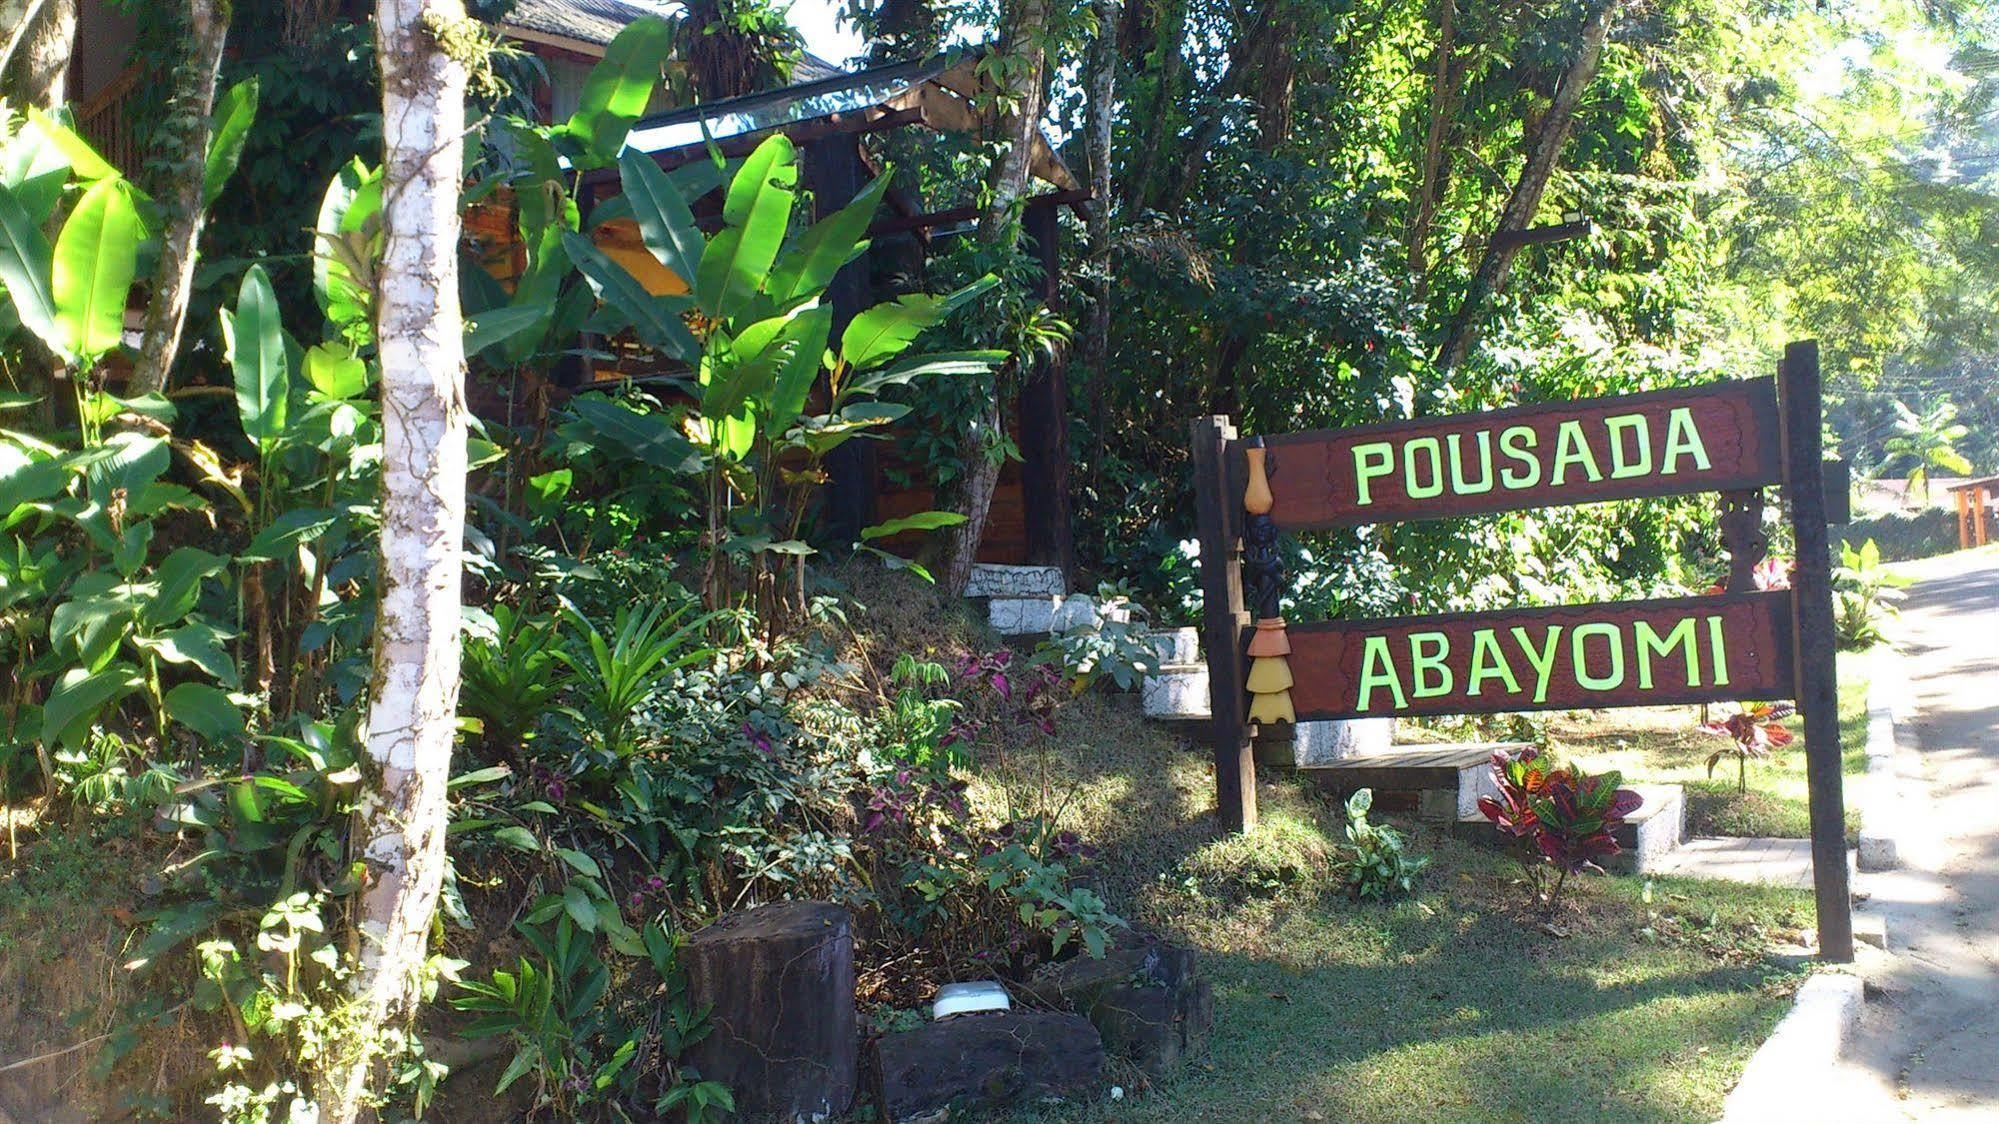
[1550,650,1874,840]
[949,681,1815,1124]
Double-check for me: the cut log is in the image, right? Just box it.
[682,901,857,1122]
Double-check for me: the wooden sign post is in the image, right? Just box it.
[1189,346,1854,960]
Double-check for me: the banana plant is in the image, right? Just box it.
[564,133,1006,617]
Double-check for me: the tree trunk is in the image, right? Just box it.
[1406,0,1458,299]
[322,1,469,1118]
[1082,0,1119,377]
[1122,0,1185,212]
[1,0,73,107]
[941,391,1004,597]
[1434,0,1625,377]
[976,0,1052,242]
[943,0,1053,597]
[128,0,231,396]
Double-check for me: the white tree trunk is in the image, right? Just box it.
[324,2,469,1118]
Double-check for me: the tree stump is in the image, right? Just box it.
[871,1010,1105,1122]
[682,901,856,1122]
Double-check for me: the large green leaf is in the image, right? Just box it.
[303,344,370,400]
[564,15,674,164]
[694,135,798,321]
[143,547,227,629]
[561,230,699,359]
[53,179,142,362]
[466,301,556,361]
[240,508,339,564]
[840,349,1008,403]
[0,120,72,224]
[860,510,968,540]
[26,109,119,183]
[564,396,699,473]
[203,77,260,205]
[164,682,245,743]
[314,159,380,342]
[42,663,143,749]
[767,171,889,305]
[618,148,705,284]
[135,621,239,686]
[226,264,288,451]
[767,306,833,430]
[0,181,62,360]
[839,275,998,371]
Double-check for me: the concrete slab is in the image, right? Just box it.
[1647,836,1857,889]
[1721,973,1865,1123]
[1144,627,1200,666]
[964,563,1066,599]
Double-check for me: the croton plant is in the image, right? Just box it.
[1479,747,1643,910]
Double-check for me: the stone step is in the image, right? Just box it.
[1304,742,1524,821]
[1144,627,1200,666]
[964,563,1067,599]
[989,594,1131,637]
[1450,781,1686,875]
[1141,664,1209,720]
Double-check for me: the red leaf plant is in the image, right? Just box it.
[1698,702,1797,793]
[1477,747,1643,913]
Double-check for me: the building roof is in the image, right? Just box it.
[1946,474,1999,492]
[507,0,679,47]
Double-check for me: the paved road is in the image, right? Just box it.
[1814,547,1999,1121]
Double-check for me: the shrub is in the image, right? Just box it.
[1338,789,1427,901]
[1834,507,1958,562]
[1833,538,1912,651]
[1478,748,1642,911]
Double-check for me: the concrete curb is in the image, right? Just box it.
[1720,973,1864,1123]
[1856,647,1912,872]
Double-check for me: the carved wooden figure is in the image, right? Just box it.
[1242,439,1294,728]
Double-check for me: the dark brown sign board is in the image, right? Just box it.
[1189,343,1852,960]
[1241,378,1782,530]
[1277,592,1794,721]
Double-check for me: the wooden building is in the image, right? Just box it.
[1948,475,1999,549]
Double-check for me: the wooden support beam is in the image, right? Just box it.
[1779,339,1854,964]
[865,188,1093,237]
[579,107,925,187]
[1192,416,1256,833]
[1017,201,1077,580]
[804,136,878,545]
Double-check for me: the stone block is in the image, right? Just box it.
[1141,665,1209,720]
[871,1011,1103,1123]
[1023,940,1212,1077]
[682,902,856,1122]
[1601,784,1685,874]
[1291,718,1394,766]
[1144,627,1200,666]
[989,596,1058,636]
[964,563,1067,599]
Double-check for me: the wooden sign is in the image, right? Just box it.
[1278,592,1794,721]
[1189,343,1852,961]
[1245,378,1781,530]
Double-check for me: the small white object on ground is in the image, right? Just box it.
[932,980,1011,1020]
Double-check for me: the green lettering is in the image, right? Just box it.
[1550,420,1601,487]
[1512,625,1564,704]
[1448,432,1495,495]
[1662,407,1712,475]
[1499,426,1539,488]
[1410,632,1453,698]
[1405,437,1445,499]
[1357,636,1407,711]
[1707,614,1730,686]
[1634,618,1699,690]
[1467,629,1520,696]
[1354,442,1394,505]
[1571,622,1626,691]
[1606,414,1653,479]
